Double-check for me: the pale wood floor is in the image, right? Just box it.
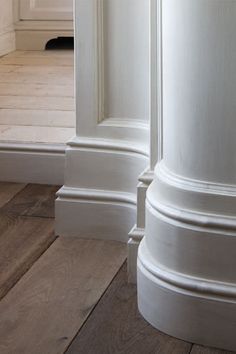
[0,182,234,354]
[0,50,75,144]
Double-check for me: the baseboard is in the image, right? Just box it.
[138,161,236,351]
[0,27,15,56]
[15,20,73,50]
[55,137,149,243]
[0,142,65,184]
[128,225,145,283]
[56,186,136,242]
[128,168,154,283]
[138,239,236,352]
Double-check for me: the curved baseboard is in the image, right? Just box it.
[137,240,236,351]
[55,187,136,242]
[56,137,148,242]
[138,161,236,351]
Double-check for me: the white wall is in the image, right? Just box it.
[0,0,15,56]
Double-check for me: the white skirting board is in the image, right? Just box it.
[0,143,65,185]
[56,187,136,242]
[138,162,236,351]
[55,139,149,243]
[0,28,15,56]
[15,21,74,50]
[138,240,236,352]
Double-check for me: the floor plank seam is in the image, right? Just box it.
[0,235,58,303]
[0,183,28,210]
[188,343,194,353]
[63,258,128,354]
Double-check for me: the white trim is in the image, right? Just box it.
[139,239,236,299]
[56,186,136,243]
[0,142,65,184]
[138,241,236,351]
[57,186,136,206]
[68,136,148,157]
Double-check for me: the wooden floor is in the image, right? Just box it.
[0,182,234,354]
[0,50,75,144]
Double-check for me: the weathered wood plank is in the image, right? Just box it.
[0,238,127,354]
[0,83,74,97]
[66,263,192,354]
[0,56,74,67]
[0,216,56,300]
[2,184,60,218]
[0,72,73,85]
[0,109,75,128]
[191,345,235,354]
[0,182,26,208]
[0,125,74,144]
[0,96,75,111]
[5,50,74,59]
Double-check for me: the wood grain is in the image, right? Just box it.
[0,50,75,144]
[0,238,127,354]
[66,263,192,354]
[0,96,74,111]
[0,83,74,97]
[0,56,74,66]
[191,345,235,354]
[0,109,75,127]
[2,184,60,218]
[0,182,26,208]
[0,216,56,300]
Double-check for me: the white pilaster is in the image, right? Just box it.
[138,0,236,351]
[56,0,150,242]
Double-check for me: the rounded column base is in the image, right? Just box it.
[137,240,236,351]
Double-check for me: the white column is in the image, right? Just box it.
[138,0,236,351]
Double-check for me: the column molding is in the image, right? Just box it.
[138,0,236,351]
[56,0,150,243]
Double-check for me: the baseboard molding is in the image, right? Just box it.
[0,142,65,184]
[56,186,136,242]
[55,137,149,243]
[128,168,154,283]
[138,239,236,352]
[128,225,145,283]
[0,27,15,56]
[15,20,73,50]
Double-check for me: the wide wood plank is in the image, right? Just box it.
[0,109,75,127]
[0,182,26,208]
[0,65,73,74]
[0,125,75,143]
[191,345,235,354]
[0,83,74,97]
[0,216,55,300]
[2,184,60,218]
[5,50,74,59]
[66,263,192,354]
[0,56,74,66]
[0,96,74,111]
[0,72,73,85]
[0,238,127,354]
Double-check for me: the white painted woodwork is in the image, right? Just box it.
[0,0,15,56]
[19,0,73,20]
[56,0,150,243]
[14,1,73,50]
[128,0,159,283]
[138,0,236,351]
[0,143,65,184]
